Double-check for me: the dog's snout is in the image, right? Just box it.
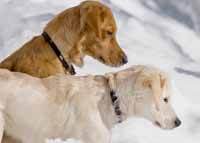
[122,56,128,64]
[174,118,181,127]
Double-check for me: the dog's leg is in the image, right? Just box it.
[2,134,21,143]
[0,112,5,143]
[89,124,111,143]
[80,116,111,143]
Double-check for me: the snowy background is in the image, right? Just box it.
[0,0,200,143]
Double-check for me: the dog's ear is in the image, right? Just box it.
[151,74,162,111]
[69,46,83,67]
[69,36,86,67]
[160,75,166,89]
[105,73,117,92]
[80,2,106,38]
[142,74,162,111]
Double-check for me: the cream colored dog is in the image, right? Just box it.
[0,65,181,143]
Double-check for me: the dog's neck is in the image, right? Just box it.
[117,95,138,119]
[109,90,122,123]
[42,32,76,75]
[44,6,85,66]
[101,75,146,129]
[100,90,139,130]
[116,77,151,119]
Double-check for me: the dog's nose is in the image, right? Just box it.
[122,56,128,64]
[174,118,181,127]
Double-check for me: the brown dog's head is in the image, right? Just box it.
[78,1,127,67]
[45,1,127,68]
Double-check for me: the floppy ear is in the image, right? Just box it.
[80,3,104,38]
[69,45,83,67]
[69,36,86,67]
[105,73,117,92]
[142,74,162,111]
[160,75,166,89]
[150,75,162,111]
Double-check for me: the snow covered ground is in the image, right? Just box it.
[1,0,200,143]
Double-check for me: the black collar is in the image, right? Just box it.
[42,31,76,75]
[110,90,122,123]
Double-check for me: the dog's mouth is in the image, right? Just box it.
[154,121,177,130]
[98,56,127,67]
[155,121,161,127]
[99,56,105,63]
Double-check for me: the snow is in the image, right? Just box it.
[46,139,83,143]
[0,0,200,143]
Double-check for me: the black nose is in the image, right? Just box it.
[174,118,181,127]
[122,56,128,64]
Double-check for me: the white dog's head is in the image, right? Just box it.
[107,66,181,129]
[133,66,181,129]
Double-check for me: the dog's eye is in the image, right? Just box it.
[107,31,113,36]
[163,98,168,103]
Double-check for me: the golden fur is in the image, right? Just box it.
[0,1,127,78]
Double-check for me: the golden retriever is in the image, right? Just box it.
[0,1,127,78]
[0,65,181,143]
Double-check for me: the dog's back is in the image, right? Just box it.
[0,36,66,78]
[0,70,57,143]
[0,69,44,109]
[0,69,13,80]
[0,69,109,143]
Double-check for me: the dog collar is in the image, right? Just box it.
[110,90,122,123]
[42,31,76,75]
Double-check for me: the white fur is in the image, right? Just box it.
[0,65,180,143]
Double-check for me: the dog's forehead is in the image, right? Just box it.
[100,8,116,29]
[116,67,138,78]
[81,1,111,12]
[114,66,145,80]
[81,1,116,28]
[81,1,102,7]
[115,66,170,83]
